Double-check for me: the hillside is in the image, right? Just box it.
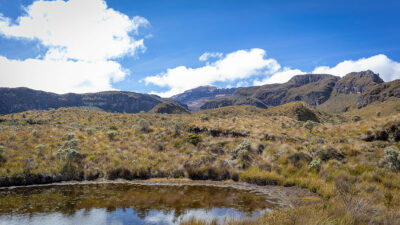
[171,86,237,112]
[0,104,399,224]
[0,87,166,114]
[201,71,400,116]
[149,101,191,114]
[317,70,385,113]
[201,74,340,110]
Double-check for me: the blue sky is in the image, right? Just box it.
[0,0,400,96]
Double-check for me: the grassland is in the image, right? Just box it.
[0,102,399,224]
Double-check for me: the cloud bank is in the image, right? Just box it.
[146,51,400,97]
[145,48,281,96]
[0,0,148,93]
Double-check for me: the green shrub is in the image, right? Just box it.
[303,120,319,131]
[0,145,4,154]
[108,124,118,130]
[57,148,80,161]
[86,128,95,135]
[132,119,151,133]
[383,147,400,171]
[352,115,361,122]
[36,144,46,154]
[376,111,381,118]
[62,139,78,149]
[235,140,253,169]
[200,114,210,121]
[185,134,202,146]
[64,133,75,140]
[107,131,117,141]
[309,158,321,171]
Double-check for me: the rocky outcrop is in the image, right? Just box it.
[171,86,237,112]
[201,74,340,109]
[334,70,384,95]
[357,80,400,108]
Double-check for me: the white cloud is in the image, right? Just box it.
[199,52,223,61]
[0,56,126,93]
[0,0,148,93]
[145,48,281,97]
[312,54,400,81]
[253,67,306,85]
[146,52,400,97]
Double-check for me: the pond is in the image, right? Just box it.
[0,182,286,225]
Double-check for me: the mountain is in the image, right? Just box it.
[317,70,385,112]
[170,85,237,112]
[149,101,191,114]
[201,74,339,110]
[0,87,166,114]
[357,79,400,108]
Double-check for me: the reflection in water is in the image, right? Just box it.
[0,183,277,225]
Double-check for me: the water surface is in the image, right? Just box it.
[0,183,281,225]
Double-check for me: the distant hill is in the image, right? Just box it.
[170,85,237,112]
[200,70,400,114]
[201,74,339,110]
[317,70,385,113]
[1,70,399,115]
[0,87,166,114]
[150,101,191,114]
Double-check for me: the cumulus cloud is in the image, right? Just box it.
[0,0,148,93]
[145,48,280,97]
[312,54,400,81]
[146,52,400,97]
[199,52,223,61]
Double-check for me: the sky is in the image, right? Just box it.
[0,0,400,97]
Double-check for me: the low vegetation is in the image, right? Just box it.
[0,103,400,224]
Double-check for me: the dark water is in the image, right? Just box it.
[0,183,280,225]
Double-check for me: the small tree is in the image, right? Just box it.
[384,147,400,171]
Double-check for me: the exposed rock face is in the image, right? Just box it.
[171,86,237,112]
[333,70,384,95]
[357,79,400,108]
[150,102,191,114]
[202,74,340,109]
[201,71,395,112]
[0,87,164,114]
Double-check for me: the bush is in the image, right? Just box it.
[132,119,151,133]
[86,128,95,135]
[57,148,81,161]
[62,139,78,149]
[0,145,4,154]
[286,152,312,168]
[309,158,321,171]
[185,134,202,146]
[235,140,253,169]
[303,120,319,131]
[352,115,362,122]
[36,144,46,154]
[383,147,400,171]
[108,124,118,130]
[64,133,75,140]
[318,146,344,161]
[107,131,117,141]
[199,114,210,121]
